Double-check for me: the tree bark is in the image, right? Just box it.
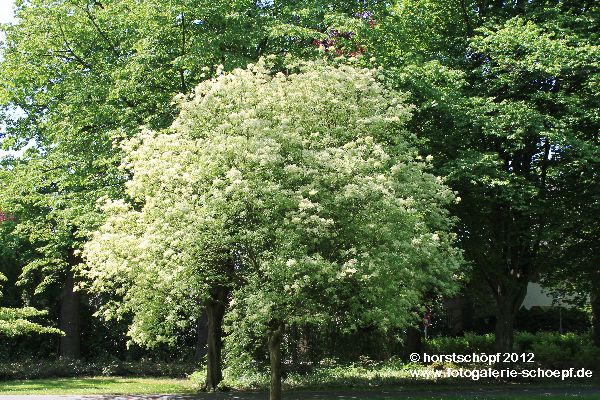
[204,286,227,391]
[193,309,208,363]
[494,296,515,354]
[591,291,600,348]
[59,249,81,359]
[494,281,528,355]
[268,322,284,400]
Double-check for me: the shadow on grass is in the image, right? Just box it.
[0,377,192,396]
[1,378,600,399]
[2,377,122,389]
[79,385,600,400]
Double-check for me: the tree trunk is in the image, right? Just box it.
[268,322,284,400]
[494,281,528,355]
[591,291,600,348]
[494,297,515,354]
[193,309,208,362]
[204,286,227,391]
[405,326,422,359]
[59,254,80,359]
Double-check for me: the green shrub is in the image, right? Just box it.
[0,359,95,380]
[528,332,598,370]
[217,357,427,390]
[425,332,494,355]
[425,331,598,370]
[0,359,197,380]
[514,331,537,352]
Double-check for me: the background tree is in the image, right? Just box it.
[347,0,599,353]
[0,214,62,337]
[0,0,276,358]
[0,271,62,337]
[450,12,598,353]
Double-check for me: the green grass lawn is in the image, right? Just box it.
[0,376,197,395]
[0,377,598,399]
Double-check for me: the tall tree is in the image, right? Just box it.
[84,60,464,399]
[453,12,599,352]
[348,0,599,352]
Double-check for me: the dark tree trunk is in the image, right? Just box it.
[494,281,528,355]
[268,322,284,400]
[494,296,515,354]
[193,309,208,363]
[204,286,227,391]
[59,250,81,359]
[405,326,422,359]
[591,291,600,348]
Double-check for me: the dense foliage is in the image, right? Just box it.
[0,0,598,397]
[0,270,61,337]
[83,60,464,395]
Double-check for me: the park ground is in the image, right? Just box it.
[1,378,600,399]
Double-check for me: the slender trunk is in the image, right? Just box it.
[204,286,227,391]
[59,251,80,359]
[591,291,600,348]
[268,322,284,400]
[193,309,208,362]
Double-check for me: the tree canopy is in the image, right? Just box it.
[83,60,464,397]
[0,0,598,394]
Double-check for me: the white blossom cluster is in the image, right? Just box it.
[82,59,463,348]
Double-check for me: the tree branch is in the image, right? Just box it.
[57,18,92,70]
[82,3,121,57]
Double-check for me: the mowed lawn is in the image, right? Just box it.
[1,378,600,399]
[0,376,197,395]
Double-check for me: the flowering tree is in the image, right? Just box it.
[83,59,464,398]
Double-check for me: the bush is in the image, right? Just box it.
[515,307,590,333]
[425,332,494,355]
[528,332,600,370]
[514,331,537,352]
[217,357,427,390]
[0,359,95,380]
[425,332,599,370]
[0,358,197,380]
